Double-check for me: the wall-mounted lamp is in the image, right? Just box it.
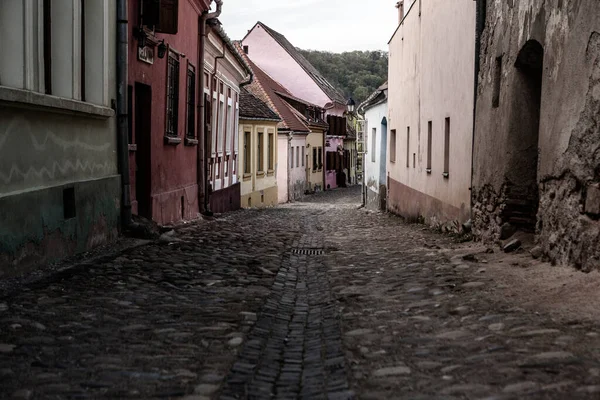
[157,40,167,58]
[346,97,356,113]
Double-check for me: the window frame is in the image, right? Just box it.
[165,50,180,138]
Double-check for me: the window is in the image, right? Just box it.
[257,131,264,173]
[296,146,299,169]
[301,146,305,167]
[211,79,218,154]
[318,147,322,169]
[226,88,232,154]
[0,1,108,104]
[413,153,416,168]
[224,155,229,177]
[326,151,337,171]
[217,96,225,153]
[141,0,179,34]
[371,128,377,162]
[268,132,274,170]
[166,51,180,137]
[244,131,251,174]
[290,147,294,168]
[186,63,196,139]
[427,121,432,172]
[313,147,318,171]
[493,56,502,108]
[390,130,396,163]
[406,127,410,168]
[444,117,450,177]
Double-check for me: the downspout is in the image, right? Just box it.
[198,11,208,214]
[201,0,223,215]
[116,0,131,227]
[288,132,293,202]
[470,0,486,216]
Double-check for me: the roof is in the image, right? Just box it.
[239,88,280,121]
[358,81,388,114]
[245,57,310,132]
[208,19,253,82]
[248,22,346,105]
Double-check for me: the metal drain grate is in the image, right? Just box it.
[292,248,324,255]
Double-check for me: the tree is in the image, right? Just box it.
[298,49,388,105]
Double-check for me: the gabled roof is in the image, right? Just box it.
[239,88,280,121]
[358,81,388,114]
[245,22,346,105]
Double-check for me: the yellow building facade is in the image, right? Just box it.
[238,89,281,208]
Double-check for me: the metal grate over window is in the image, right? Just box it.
[166,51,180,137]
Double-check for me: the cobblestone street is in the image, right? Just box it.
[2,186,600,399]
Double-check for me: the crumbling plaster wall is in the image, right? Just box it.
[473,0,600,270]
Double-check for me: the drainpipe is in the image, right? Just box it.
[288,132,293,202]
[200,0,223,215]
[116,0,131,227]
[198,11,208,215]
[470,0,487,215]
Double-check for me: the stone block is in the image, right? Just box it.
[585,184,600,216]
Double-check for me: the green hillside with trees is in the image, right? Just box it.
[298,49,388,106]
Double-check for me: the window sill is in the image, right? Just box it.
[267,170,274,176]
[164,136,182,145]
[443,172,449,179]
[128,144,137,152]
[426,168,431,174]
[243,173,252,181]
[0,86,115,119]
[256,171,265,178]
[185,137,198,146]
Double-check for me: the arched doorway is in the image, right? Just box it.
[502,40,544,232]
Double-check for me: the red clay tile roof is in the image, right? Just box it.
[248,22,346,105]
[239,88,280,121]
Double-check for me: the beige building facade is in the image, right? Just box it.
[387,0,476,229]
[238,89,280,208]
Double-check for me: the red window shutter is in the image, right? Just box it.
[157,0,179,34]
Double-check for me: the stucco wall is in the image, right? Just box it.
[239,120,278,208]
[289,135,307,201]
[306,130,324,192]
[364,102,388,194]
[387,0,475,227]
[0,1,120,274]
[277,134,289,203]
[325,137,343,190]
[472,0,600,270]
[128,0,206,224]
[243,25,331,107]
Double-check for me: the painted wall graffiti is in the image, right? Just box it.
[0,108,117,196]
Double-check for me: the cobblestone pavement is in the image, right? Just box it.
[2,186,600,399]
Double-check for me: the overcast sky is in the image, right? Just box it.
[216,0,399,53]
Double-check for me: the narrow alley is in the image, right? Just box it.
[2,187,600,399]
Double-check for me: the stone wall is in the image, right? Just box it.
[472,0,600,270]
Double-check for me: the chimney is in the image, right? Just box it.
[395,1,404,23]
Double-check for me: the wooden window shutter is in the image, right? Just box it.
[142,0,160,28]
[157,0,179,34]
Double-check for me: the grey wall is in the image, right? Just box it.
[472,0,600,270]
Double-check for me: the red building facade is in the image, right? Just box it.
[128,0,210,225]
[128,0,248,224]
